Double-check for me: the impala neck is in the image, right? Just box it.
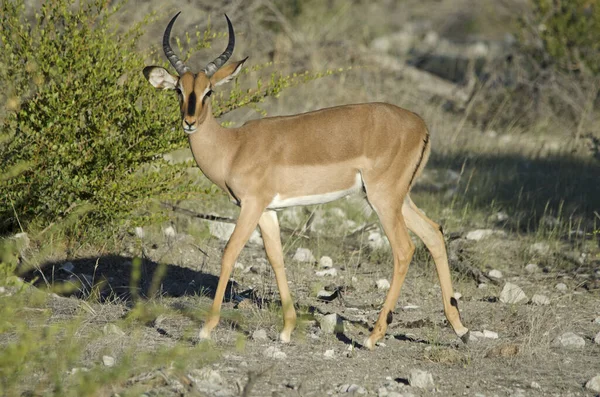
[187,102,236,189]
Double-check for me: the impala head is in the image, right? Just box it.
[143,13,247,134]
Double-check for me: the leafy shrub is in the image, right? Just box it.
[0,0,334,236]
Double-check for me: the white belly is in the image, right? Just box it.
[267,172,363,210]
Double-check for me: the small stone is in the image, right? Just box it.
[408,369,434,389]
[488,269,503,279]
[252,329,268,341]
[234,262,245,270]
[483,330,499,339]
[324,349,335,359]
[594,317,600,325]
[102,324,125,336]
[319,256,333,269]
[338,384,366,394]
[453,292,462,300]
[530,381,541,389]
[466,229,495,241]
[134,227,144,238]
[478,283,488,289]
[402,305,420,310]
[318,313,344,334]
[586,375,600,393]
[594,331,600,345]
[499,282,528,304]
[525,263,540,274]
[315,268,338,277]
[293,248,315,263]
[60,262,74,272]
[553,332,585,349]
[263,346,286,359]
[555,283,568,291]
[471,331,485,338]
[531,294,550,305]
[102,355,115,367]
[530,242,550,255]
[376,279,391,290]
[368,231,389,250]
[163,225,176,238]
[495,211,509,222]
[351,276,358,283]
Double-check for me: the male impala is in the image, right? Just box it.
[144,13,469,349]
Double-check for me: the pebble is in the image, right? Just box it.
[163,225,176,238]
[529,242,550,255]
[594,331,600,345]
[553,332,585,349]
[466,229,495,241]
[134,226,144,238]
[318,313,344,334]
[525,263,540,274]
[483,330,499,339]
[234,262,245,270]
[488,269,503,279]
[499,282,528,304]
[530,381,541,389]
[324,349,335,359]
[408,369,434,389]
[102,324,125,336]
[478,283,488,289]
[586,375,600,393]
[262,346,287,359]
[102,355,115,367]
[338,384,366,394]
[555,283,568,291]
[453,292,462,300]
[531,294,550,305]
[595,317,600,325]
[252,329,268,341]
[293,248,315,263]
[319,256,333,269]
[368,231,389,250]
[376,279,391,290]
[315,268,338,277]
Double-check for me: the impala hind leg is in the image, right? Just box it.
[258,210,297,342]
[364,192,415,350]
[199,201,265,340]
[402,195,469,342]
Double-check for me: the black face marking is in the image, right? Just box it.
[187,92,197,116]
[386,311,393,325]
[438,225,444,235]
[202,89,212,104]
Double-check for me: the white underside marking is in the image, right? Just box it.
[267,172,363,210]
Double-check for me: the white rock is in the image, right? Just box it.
[525,263,540,274]
[495,211,509,222]
[338,384,366,394]
[555,283,568,291]
[262,346,286,359]
[488,269,503,279]
[293,248,315,263]
[318,313,344,334]
[319,256,333,269]
[368,231,389,250]
[252,329,268,341]
[471,331,485,338]
[102,355,115,367]
[316,268,338,277]
[499,282,529,304]
[408,369,434,389]
[376,279,391,290]
[209,222,263,246]
[586,375,600,393]
[466,229,495,241]
[478,283,488,289]
[324,349,335,359]
[483,330,499,339]
[595,317,600,325]
[102,324,125,336]
[530,381,541,389]
[530,242,550,255]
[163,225,176,238]
[234,262,245,270]
[402,305,420,310]
[134,226,144,238]
[553,332,585,349]
[531,294,550,305]
[594,331,600,345]
[60,262,74,272]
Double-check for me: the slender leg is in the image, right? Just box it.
[364,192,415,350]
[199,200,265,339]
[402,195,469,342]
[258,210,297,342]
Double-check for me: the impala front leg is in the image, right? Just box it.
[199,200,265,340]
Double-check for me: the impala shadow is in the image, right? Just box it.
[21,255,230,302]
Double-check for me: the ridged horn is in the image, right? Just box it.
[202,14,235,77]
[163,12,190,75]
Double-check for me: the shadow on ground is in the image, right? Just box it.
[20,255,230,302]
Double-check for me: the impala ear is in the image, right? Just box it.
[143,66,179,90]
[210,57,248,87]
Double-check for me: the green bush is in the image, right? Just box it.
[0,0,334,237]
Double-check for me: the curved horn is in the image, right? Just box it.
[163,12,190,75]
[202,14,235,77]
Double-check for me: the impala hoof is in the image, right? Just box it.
[363,336,376,350]
[198,327,212,340]
[458,328,470,344]
[279,331,291,343]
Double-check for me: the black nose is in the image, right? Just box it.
[184,120,195,127]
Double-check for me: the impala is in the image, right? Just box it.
[143,13,469,349]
